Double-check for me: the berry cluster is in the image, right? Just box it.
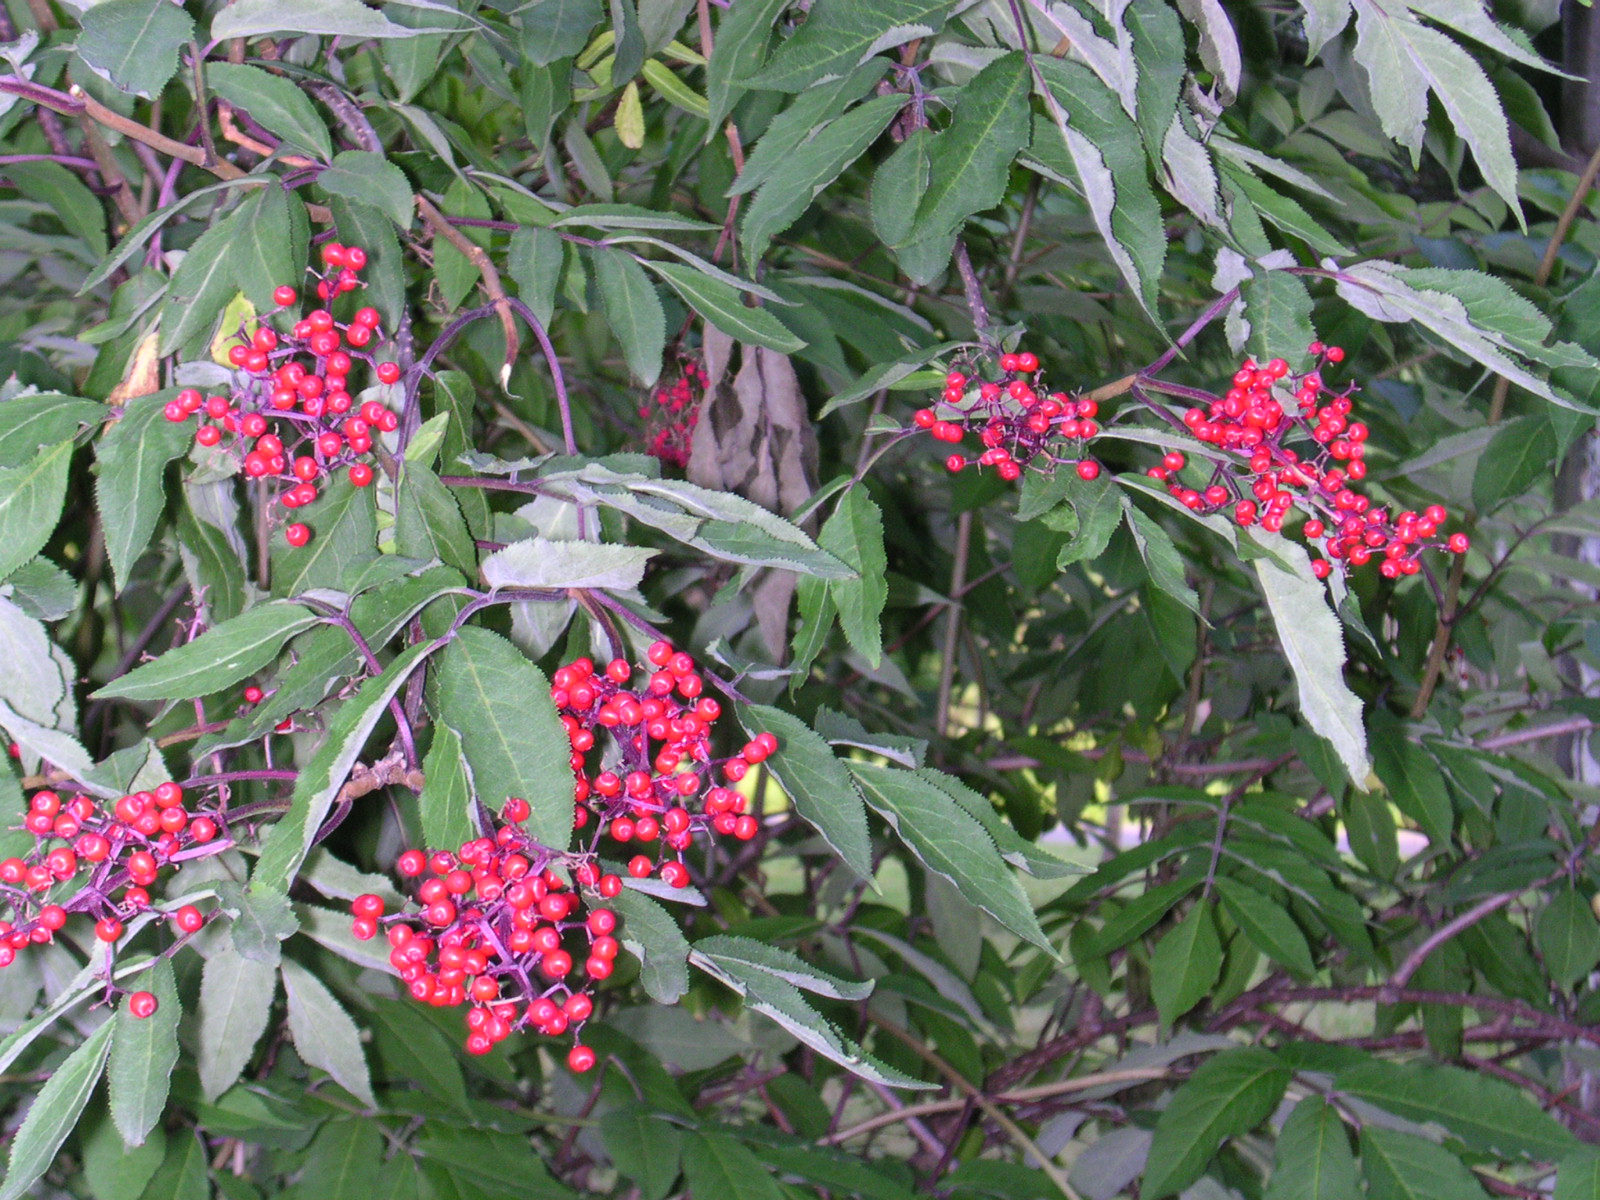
[913,351,1102,482]
[640,359,706,469]
[162,243,402,547]
[919,343,1468,581]
[357,643,776,1068]
[1172,345,1467,578]
[0,783,224,1016]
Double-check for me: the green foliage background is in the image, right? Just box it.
[0,0,1597,1197]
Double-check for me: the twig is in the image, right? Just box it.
[870,1016,1082,1199]
[934,511,973,741]
[415,194,520,387]
[953,240,995,353]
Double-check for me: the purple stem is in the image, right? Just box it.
[182,769,299,788]
[1145,286,1243,377]
[0,153,98,171]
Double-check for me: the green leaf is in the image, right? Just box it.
[1473,415,1556,512]
[137,1132,208,1200]
[270,474,380,597]
[851,763,1053,953]
[482,536,656,590]
[1265,1097,1360,1200]
[1240,269,1319,363]
[229,185,301,316]
[158,213,241,355]
[706,0,787,129]
[222,883,300,963]
[1143,1047,1290,1198]
[1031,58,1167,318]
[1122,499,1200,613]
[95,601,320,701]
[1251,531,1371,782]
[319,150,415,230]
[611,887,691,1003]
[644,259,805,353]
[508,225,565,328]
[694,934,873,999]
[1369,711,1452,843]
[521,0,603,66]
[395,463,477,577]
[370,1000,468,1112]
[434,627,573,851]
[108,958,180,1146]
[1215,875,1316,978]
[253,641,432,892]
[1557,1150,1600,1200]
[420,723,475,854]
[0,1018,114,1200]
[95,389,193,593]
[738,704,872,880]
[1054,470,1122,566]
[4,161,108,257]
[76,0,195,98]
[212,0,465,40]
[206,62,333,161]
[818,487,887,666]
[1537,887,1600,990]
[299,1120,383,1200]
[1360,1125,1489,1200]
[554,470,853,578]
[1338,1059,1577,1160]
[682,1132,787,1200]
[0,439,72,582]
[593,247,666,386]
[552,204,720,233]
[1333,261,1571,406]
[602,1103,684,1200]
[909,53,1031,244]
[280,959,376,1106]
[85,1107,164,1200]
[741,93,903,263]
[745,0,949,92]
[688,953,929,1087]
[0,394,103,468]
[1150,901,1222,1025]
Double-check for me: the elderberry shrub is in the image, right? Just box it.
[917,342,1468,580]
[0,782,226,1016]
[162,243,401,547]
[356,642,777,1068]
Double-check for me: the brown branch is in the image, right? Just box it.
[415,194,520,385]
[69,84,244,178]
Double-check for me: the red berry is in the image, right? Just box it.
[173,905,205,934]
[127,992,159,1019]
[1448,533,1470,554]
[274,285,297,306]
[95,918,123,943]
[1076,460,1101,481]
[284,524,311,548]
[376,362,401,385]
[568,1044,597,1072]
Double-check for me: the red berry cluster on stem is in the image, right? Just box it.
[357,642,776,1069]
[1175,344,1467,579]
[912,351,1102,482]
[1,782,225,1016]
[162,244,402,547]
[640,359,706,468]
